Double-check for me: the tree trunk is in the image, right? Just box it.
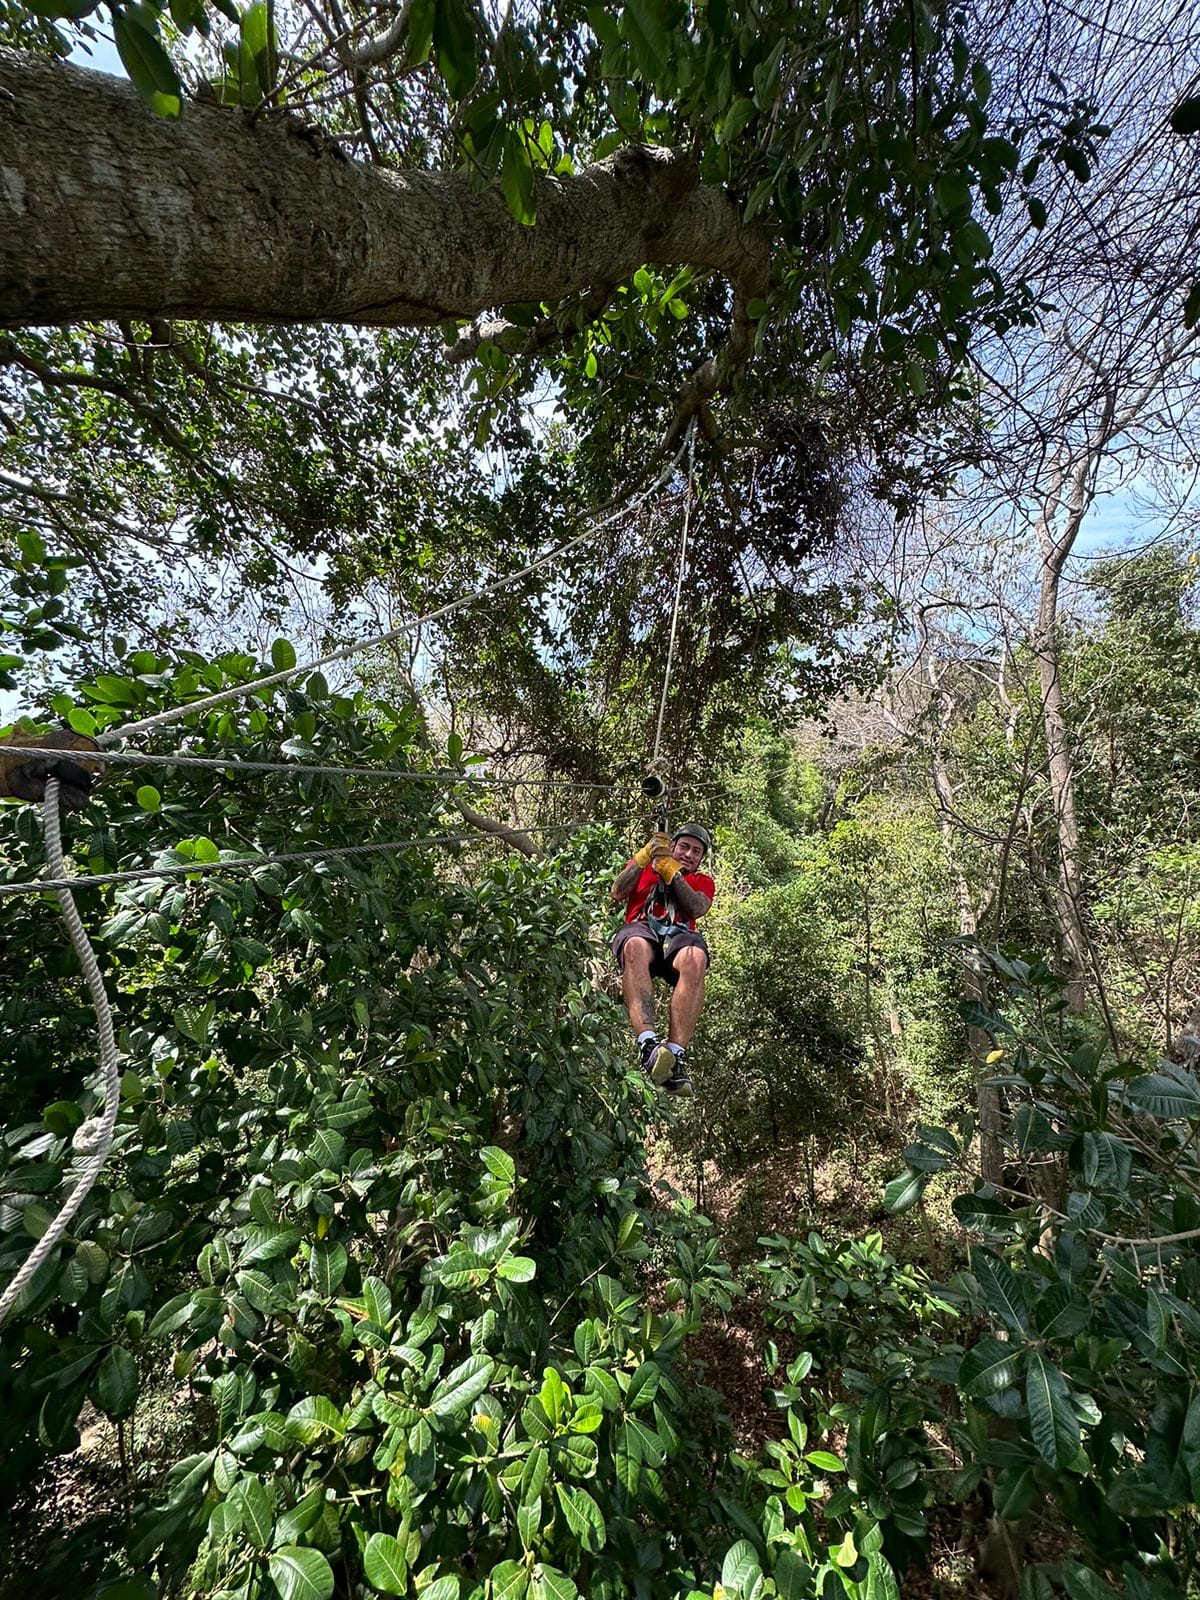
[0,50,768,329]
[1031,543,1091,1014]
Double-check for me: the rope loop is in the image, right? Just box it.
[0,778,123,1329]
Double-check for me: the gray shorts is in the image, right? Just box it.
[612,920,710,988]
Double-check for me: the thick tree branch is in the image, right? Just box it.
[453,798,539,857]
[0,50,770,353]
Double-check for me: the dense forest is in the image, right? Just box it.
[2,0,1199,1597]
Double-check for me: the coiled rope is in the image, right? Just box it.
[0,778,122,1327]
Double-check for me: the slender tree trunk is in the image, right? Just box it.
[1031,529,1091,1014]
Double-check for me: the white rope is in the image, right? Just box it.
[97,442,690,749]
[651,419,699,765]
[0,818,620,900]
[0,778,123,1328]
[0,747,616,791]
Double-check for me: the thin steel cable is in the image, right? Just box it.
[0,818,625,900]
[0,747,617,791]
[98,441,690,749]
[651,419,698,765]
[0,778,123,1328]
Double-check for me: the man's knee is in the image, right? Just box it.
[672,946,708,980]
[620,937,655,974]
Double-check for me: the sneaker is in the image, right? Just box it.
[640,1038,676,1087]
[663,1051,693,1095]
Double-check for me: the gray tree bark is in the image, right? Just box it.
[0,50,768,330]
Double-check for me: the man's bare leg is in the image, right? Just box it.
[620,938,658,1037]
[667,948,707,1046]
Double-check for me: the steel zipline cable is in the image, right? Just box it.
[0,442,694,1324]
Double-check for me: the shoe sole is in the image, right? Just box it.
[648,1045,676,1086]
[665,1077,693,1095]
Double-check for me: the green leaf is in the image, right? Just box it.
[481,1146,516,1183]
[805,1450,845,1472]
[95,1345,138,1419]
[721,1540,763,1597]
[430,1354,493,1417]
[1126,1070,1200,1120]
[489,1561,529,1600]
[959,1336,1022,1395]
[971,1249,1030,1333]
[268,1546,335,1600]
[621,0,669,81]
[233,1475,274,1550]
[1026,1354,1080,1468]
[363,1532,408,1594]
[112,8,183,115]
[285,1395,345,1443]
[993,1464,1038,1520]
[773,1549,812,1600]
[136,784,161,812]
[952,1193,1013,1230]
[1081,1131,1131,1192]
[270,637,297,671]
[883,1169,926,1213]
[531,1567,576,1600]
[501,127,537,226]
[309,1238,348,1296]
[173,1002,215,1046]
[1033,1284,1091,1339]
[497,1255,536,1282]
[625,1361,660,1410]
[431,0,479,101]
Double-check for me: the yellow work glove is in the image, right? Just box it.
[0,729,101,812]
[634,830,670,869]
[658,856,684,885]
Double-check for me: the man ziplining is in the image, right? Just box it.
[610,823,714,1096]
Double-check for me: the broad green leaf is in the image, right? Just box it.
[309,1238,348,1297]
[497,1255,536,1282]
[883,1169,926,1213]
[959,1336,1022,1395]
[112,8,183,115]
[993,1464,1039,1520]
[531,1566,576,1600]
[285,1395,345,1442]
[363,1532,408,1594]
[805,1450,845,1472]
[95,1346,138,1420]
[270,638,297,671]
[625,1361,660,1410]
[1126,1070,1200,1121]
[233,1475,274,1549]
[430,1354,494,1417]
[268,1546,335,1600]
[970,1249,1030,1333]
[1026,1354,1080,1468]
[488,1560,529,1600]
[721,1540,763,1597]
[481,1145,515,1183]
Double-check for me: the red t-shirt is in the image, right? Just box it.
[622,863,715,932]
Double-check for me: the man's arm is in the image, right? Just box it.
[669,877,712,920]
[610,859,643,902]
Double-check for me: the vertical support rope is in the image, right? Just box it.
[651,417,699,766]
[0,778,123,1328]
